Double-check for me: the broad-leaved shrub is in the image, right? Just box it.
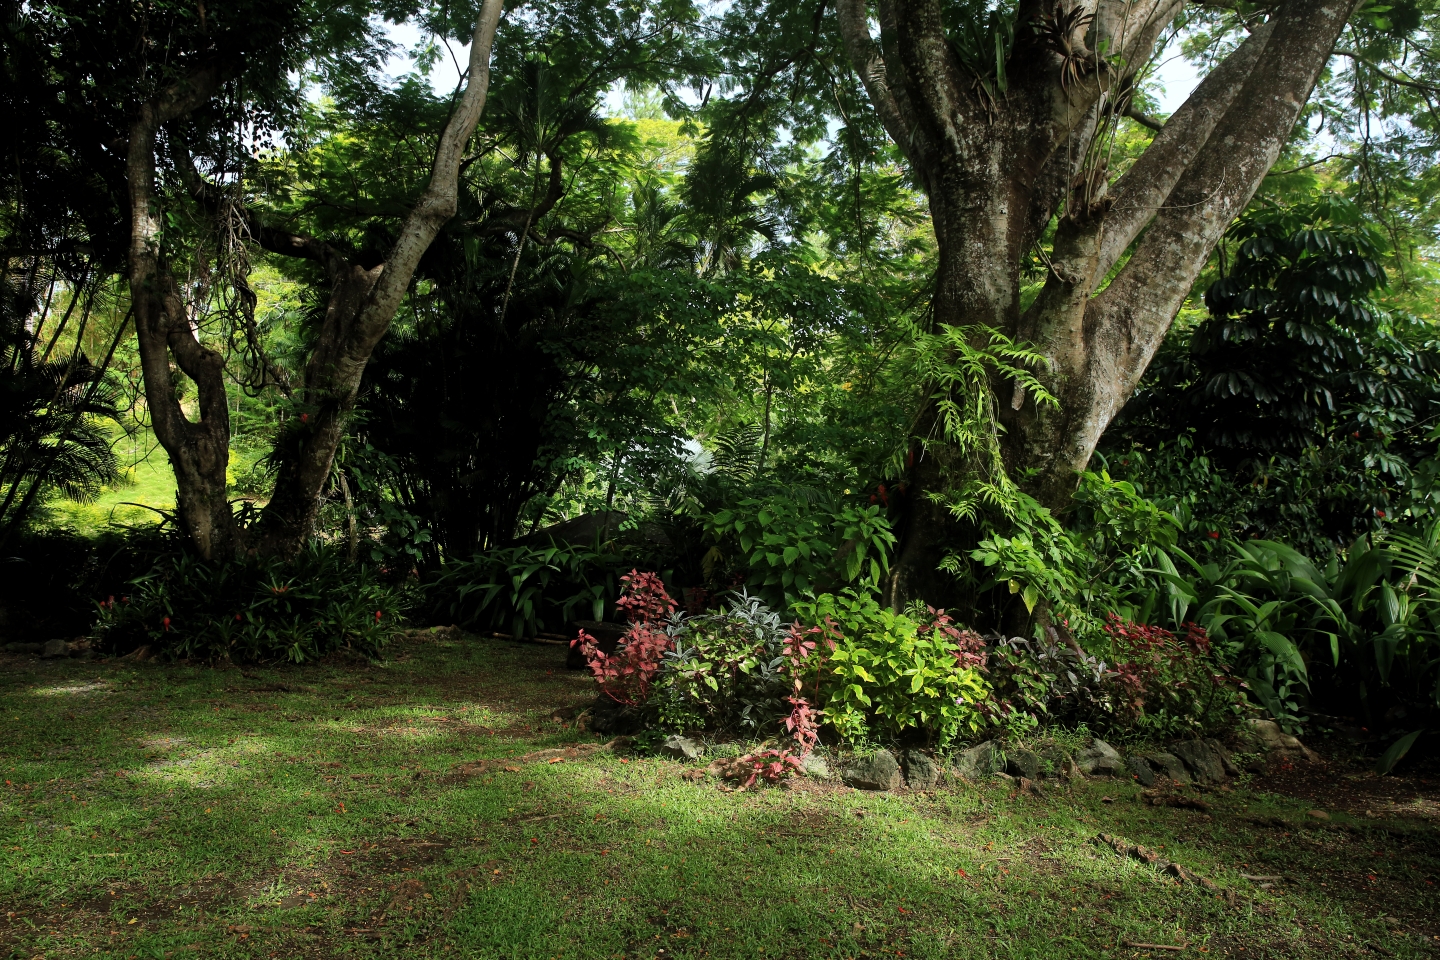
[704,497,895,612]
[431,537,625,639]
[652,591,791,734]
[797,590,989,746]
[94,545,402,662]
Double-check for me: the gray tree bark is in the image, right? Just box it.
[124,0,505,559]
[254,0,505,556]
[126,63,237,561]
[837,0,1358,605]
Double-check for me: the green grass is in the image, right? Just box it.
[2,634,1437,959]
[42,430,269,536]
[44,439,176,534]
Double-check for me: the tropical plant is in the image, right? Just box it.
[1109,197,1440,553]
[798,590,990,746]
[1098,616,1247,737]
[0,279,124,536]
[956,471,1181,644]
[430,537,625,639]
[573,570,677,705]
[906,321,1057,523]
[1150,532,1436,730]
[652,590,792,734]
[983,634,1108,735]
[94,544,402,662]
[703,496,895,612]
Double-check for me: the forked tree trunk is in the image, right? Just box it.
[838,0,1357,606]
[125,64,237,561]
[125,0,506,560]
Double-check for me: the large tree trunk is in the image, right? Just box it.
[128,0,505,560]
[839,0,1357,606]
[249,0,505,557]
[126,65,239,561]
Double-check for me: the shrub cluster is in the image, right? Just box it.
[572,573,1250,756]
[428,537,627,639]
[95,545,403,662]
[984,617,1246,738]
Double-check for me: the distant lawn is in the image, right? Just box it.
[2,634,1437,959]
[42,432,267,536]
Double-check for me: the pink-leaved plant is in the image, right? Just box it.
[572,570,677,705]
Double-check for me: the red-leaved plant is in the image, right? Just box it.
[572,570,677,705]
[917,604,988,670]
[1101,614,1241,729]
[731,749,803,787]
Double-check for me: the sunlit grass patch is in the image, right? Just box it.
[1,636,1436,960]
[30,681,111,697]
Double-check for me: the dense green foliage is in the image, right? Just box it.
[802,591,990,746]
[0,276,123,534]
[7,0,1440,750]
[429,537,629,639]
[94,545,403,662]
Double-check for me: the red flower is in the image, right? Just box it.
[1376,509,1387,518]
[162,617,171,631]
[374,610,382,621]
[234,613,242,622]
[1352,431,1361,439]
[300,413,309,423]
[1207,531,1220,540]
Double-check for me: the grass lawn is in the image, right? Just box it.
[40,429,269,536]
[2,632,1437,959]
[43,446,176,535]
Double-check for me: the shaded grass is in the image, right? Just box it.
[2,632,1437,959]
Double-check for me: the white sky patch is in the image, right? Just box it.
[1149,38,1203,116]
[383,20,471,94]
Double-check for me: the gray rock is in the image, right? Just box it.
[1206,739,1241,777]
[1247,719,1318,762]
[952,741,1006,780]
[903,750,940,789]
[1130,755,1157,787]
[1038,744,1076,780]
[1139,751,1190,784]
[1005,747,1041,781]
[799,754,832,779]
[1076,738,1122,775]
[659,735,703,762]
[843,749,903,791]
[40,638,69,659]
[1086,756,1129,778]
[1173,739,1228,782]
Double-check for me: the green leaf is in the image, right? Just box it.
[1374,730,1422,776]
